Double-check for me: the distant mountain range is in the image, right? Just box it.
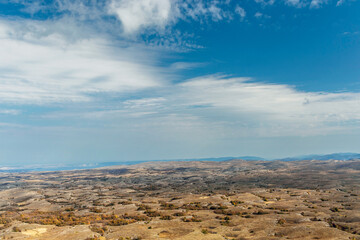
[277,153,360,161]
[194,153,360,162]
[0,153,359,172]
[180,153,360,162]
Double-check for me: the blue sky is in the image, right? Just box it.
[0,0,359,165]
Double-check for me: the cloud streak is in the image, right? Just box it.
[0,19,165,104]
[178,76,360,127]
[37,75,360,138]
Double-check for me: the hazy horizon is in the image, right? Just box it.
[2,152,360,171]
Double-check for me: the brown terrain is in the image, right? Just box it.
[0,159,359,240]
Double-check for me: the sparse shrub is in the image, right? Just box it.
[125,215,149,222]
[137,204,152,211]
[259,196,268,201]
[90,207,102,213]
[90,225,107,236]
[109,219,128,226]
[173,212,185,216]
[213,209,241,216]
[201,229,209,234]
[277,219,286,225]
[12,226,21,232]
[0,217,11,225]
[182,202,207,210]
[327,219,352,233]
[182,216,202,222]
[14,210,142,227]
[274,232,284,237]
[209,204,228,210]
[160,202,177,210]
[93,201,102,206]
[230,200,244,206]
[85,237,101,240]
[144,210,161,217]
[220,220,231,226]
[253,210,268,215]
[330,207,339,212]
[160,215,173,220]
[216,215,231,225]
[170,197,182,201]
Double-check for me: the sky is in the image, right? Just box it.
[0,0,359,165]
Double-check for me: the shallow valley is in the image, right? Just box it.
[0,159,359,240]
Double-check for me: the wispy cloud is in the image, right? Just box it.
[0,109,20,115]
[254,0,275,6]
[254,12,263,18]
[38,75,360,137]
[284,0,331,8]
[235,5,246,20]
[285,0,307,8]
[254,12,271,19]
[336,0,345,6]
[310,0,327,8]
[0,19,166,104]
[342,31,359,36]
[170,62,207,70]
[177,76,360,129]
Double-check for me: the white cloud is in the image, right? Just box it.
[310,0,327,8]
[42,75,360,137]
[235,5,246,19]
[254,0,275,5]
[285,0,305,7]
[336,0,345,6]
[170,62,206,70]
[343,31,359,36]
[254,12,271,19]
[179,1,232,22]
[254,12,263,18]
[284,0,331,8]
[123,97,166,109]
[0,19,165,104]
[206,2,230,21]
[108,0,174,35]
[0,109,20,115]
[177,76,360,133]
